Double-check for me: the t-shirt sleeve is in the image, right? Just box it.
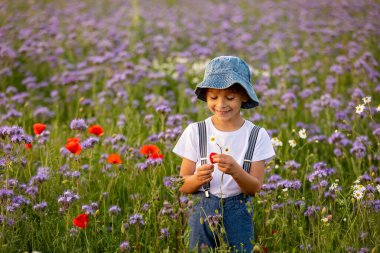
[251,128,275,164]
[172,123,198,163]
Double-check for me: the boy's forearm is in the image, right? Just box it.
[179,175,203,194]
[232,168,262,196]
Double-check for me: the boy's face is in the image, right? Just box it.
[206,88,248,123]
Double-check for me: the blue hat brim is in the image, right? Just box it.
[194,72,259,109]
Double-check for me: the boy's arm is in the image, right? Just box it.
[179,158,214,194]
[232,160,265,196]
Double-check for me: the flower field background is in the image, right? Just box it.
[0,0,379,252]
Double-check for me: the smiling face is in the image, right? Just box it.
[206,84,248,127]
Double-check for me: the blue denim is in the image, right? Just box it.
[188,192,254,252]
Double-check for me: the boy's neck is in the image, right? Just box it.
[211,116,245,132]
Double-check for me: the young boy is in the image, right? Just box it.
[173,56,275,252]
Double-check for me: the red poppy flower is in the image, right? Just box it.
[148,153,164,160]
[73,213,89,228]
[67,137,80,143]
[25,143,32,149]
[33,123,46,135]
[65,141,82,155]
[140,144,160,156]
[107,153,122,164]
[209,152,217,164]
[88,125,104,136]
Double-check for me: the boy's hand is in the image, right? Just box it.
[194,164,214,184]
[211,154,239,176]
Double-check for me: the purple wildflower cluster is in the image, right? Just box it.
[0,126,32,144]
[261,174,302,193]
[160,201,177,219]
[307,162,335,190]
[127,213,145,226]
[163,176,184,191]
[58,190,79,213]
[82,202,99,215]
[70,119,88,131]
[109,205,122,216]
[146,114,186,144]
[205,214,223,230]
[119,241,130,252]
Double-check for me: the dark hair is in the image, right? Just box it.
[205,83,249,103]
[228,83,249,99]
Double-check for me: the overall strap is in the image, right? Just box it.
[197,121,210,197]
[242,126,261,173]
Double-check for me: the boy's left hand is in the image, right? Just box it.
[210,154,239,176]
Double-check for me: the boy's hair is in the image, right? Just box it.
[227,83,249,100]
[206,83,249,100]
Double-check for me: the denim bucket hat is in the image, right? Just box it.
[195,56,259,109]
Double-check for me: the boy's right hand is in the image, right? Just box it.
[194,164,214,184]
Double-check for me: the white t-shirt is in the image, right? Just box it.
[173,117,275,197]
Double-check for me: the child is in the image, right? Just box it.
[173,56,275,252]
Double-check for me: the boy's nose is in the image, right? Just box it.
[216,98,227,107]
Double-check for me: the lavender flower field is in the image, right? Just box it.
[1,0,379,252]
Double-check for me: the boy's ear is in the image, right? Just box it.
[242,94,249,102]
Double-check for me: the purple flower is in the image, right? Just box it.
[163,176,183,190]
[359,231,368,241]
[271,203,284,210]
[155,104,172,114]
[350,143,366,159]
[361,173,371,181]
[81,137,99,149]
[112,134,127,144]
[33,201,48,212]
[295,200,305,208]
[304,205,321,217]
[109,205,121,215]
[284,160,300,170]
[82,204,97,215]
[277,180,301,190]
[160,227,170,238]
[358,248,369,253]
[7,179,18,188]
[25,186,38,197]
[329,64,343,75]
[33,107,55,119]
[120,241,130,252]
[29,167,50,185]
[70,119,88,131]
[0,188,14,200]
[58,190,79,210]
[267,174,282,183]
[206,214,223,229]
[0,157,7,167]
[129,213,145,225]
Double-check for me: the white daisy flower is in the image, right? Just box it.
[329,183,338,191]
[355,104,365,114]
[353,190,364,200]
[288,139,297,147]
[298,128,307,139]
[271,137,283,147]
[362,96,371,104]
